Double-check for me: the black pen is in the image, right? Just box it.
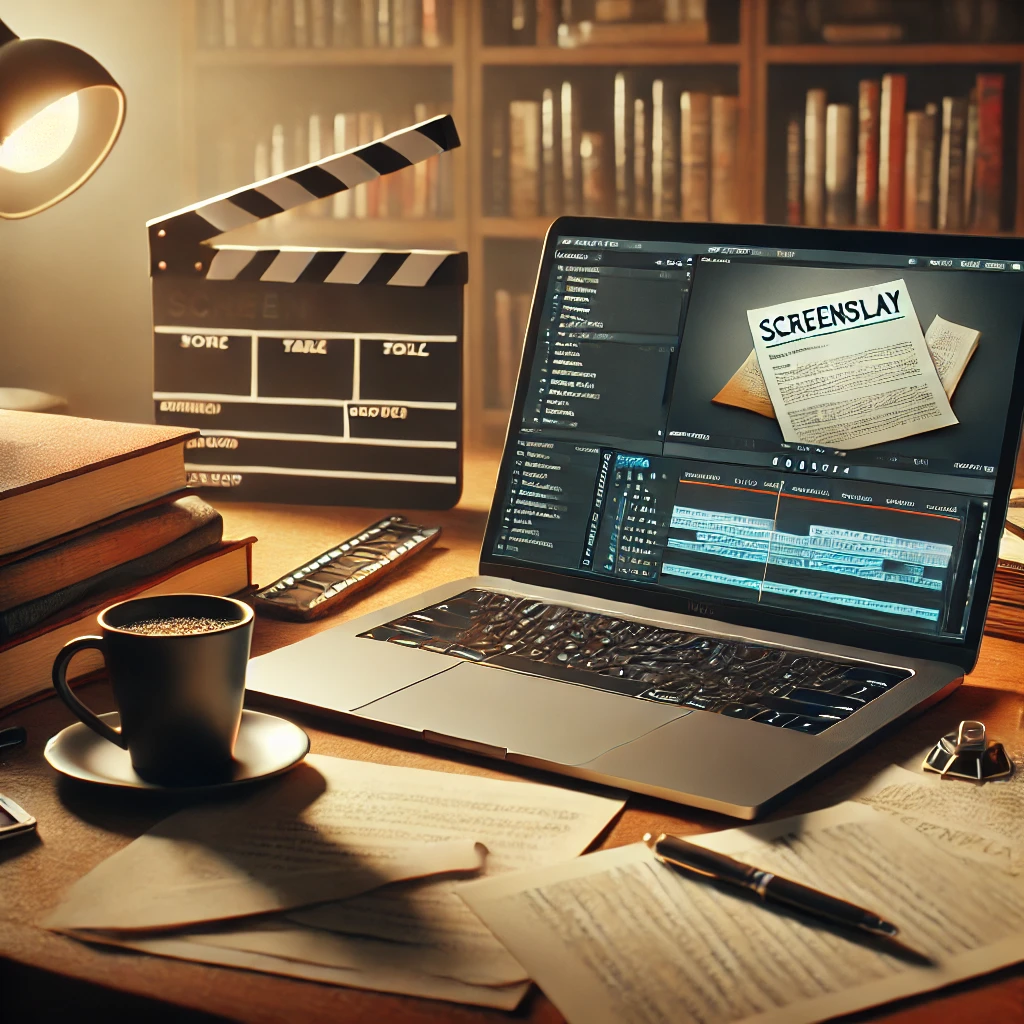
[643,831,899,939]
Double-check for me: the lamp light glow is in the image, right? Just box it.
[0,91,79,173]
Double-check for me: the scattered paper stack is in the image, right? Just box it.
[461,764,1024,1024]
[47,754,624,1010]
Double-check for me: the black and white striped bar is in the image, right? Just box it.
[148,114,460,272]
[201,247,466,287]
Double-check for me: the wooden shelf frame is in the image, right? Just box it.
[180,1,1024,449]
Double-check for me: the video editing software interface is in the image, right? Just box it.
[489,233,1024,642]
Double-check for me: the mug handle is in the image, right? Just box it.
[51,636,127,749]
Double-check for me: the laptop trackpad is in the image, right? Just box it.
[353,661,690,766]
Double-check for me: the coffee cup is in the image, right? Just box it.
[51,593,254,786]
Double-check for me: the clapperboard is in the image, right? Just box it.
[148,115,466,508]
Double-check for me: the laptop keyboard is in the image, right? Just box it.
[359,589,909,735]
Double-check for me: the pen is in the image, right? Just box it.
[643,831,899,939]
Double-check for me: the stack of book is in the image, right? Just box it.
[988,490,1024,642]
[492,73,740,223]
[0,412,254,715]
[500,0,708,47]
[197,0,452,49]
[786,72,1005,232]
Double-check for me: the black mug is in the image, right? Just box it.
[51,594,254,786]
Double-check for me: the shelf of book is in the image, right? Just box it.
[193,45,457,67]
[766,44,1024,65]
[181,0,1024,449]
[479,44,744,66]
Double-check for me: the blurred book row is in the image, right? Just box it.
[786,72,1006,232]
[490,73,740,222]
[206,103,453,217]
[196,0,453,49]
[493,0,709,47]
[772,0,1021,45]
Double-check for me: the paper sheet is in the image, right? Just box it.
[715,315,979,417]
[46,758,487,932]
[461,802,1024,1024]
[284,756,625,987]
[924,315,980,397]
[83,930,531,1011]
[854,763,1024,875]
[51,754,623,1008]
[747,280,958,448]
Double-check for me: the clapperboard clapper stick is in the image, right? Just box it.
[148,114,467,509]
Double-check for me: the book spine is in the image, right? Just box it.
[377,0,391,46]
[973,72,1004,232]
[903,110,922,231]
[916,103,938,230]
[269,0,292,46]
[509,100,541,218]
[878,72,907,230]
[421,0,439,46]
[633,97,648,218]
[680,91,710,222]
[293,0,309,46]
[536,0,559,44]
[825,102,853,227]
[580,131,609,216]
[541,87,560,217]
[613,72,634,218]
[245,0,271,46]
[937,96,967,231]
[560,81,581,215]
[651,79,678,219]
[488,107,509,216]
[785,115,802,225]
[803,88,827,227]
[310,0,330,45]
[360,0,377,45]
[963,88,979,226]
[855,78,879,227]
[710,94,738,223]
[332,113,352,217]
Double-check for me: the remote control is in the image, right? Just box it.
[252,516,441,621]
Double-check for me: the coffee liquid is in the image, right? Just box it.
[121,615,234,636]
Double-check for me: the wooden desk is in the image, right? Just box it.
[2,450,1023,1023]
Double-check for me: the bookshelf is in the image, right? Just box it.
[179,0,1024,448]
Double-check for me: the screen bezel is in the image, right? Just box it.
[479,216,1024,673]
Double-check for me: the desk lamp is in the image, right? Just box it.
[0,16,125,219]
[0,15,125,411]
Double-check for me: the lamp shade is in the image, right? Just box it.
[0,18,125,219]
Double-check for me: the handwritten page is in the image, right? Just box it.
[924,315,980,397]
[715,315,979,418]
[747,280,957,448]
[461,802,1024,1024]
[854,763,1024,874]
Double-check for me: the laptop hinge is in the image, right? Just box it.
[422,731,507,760]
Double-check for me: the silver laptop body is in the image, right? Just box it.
[248,218,1024,819]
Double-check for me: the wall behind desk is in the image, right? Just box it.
[0,1,185,422]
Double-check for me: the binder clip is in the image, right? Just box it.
[922,720,1012,781]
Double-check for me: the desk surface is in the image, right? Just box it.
[2,450,1023,1024]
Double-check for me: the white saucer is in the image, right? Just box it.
[44,710,310,791]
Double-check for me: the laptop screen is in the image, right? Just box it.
[483,221,1024,653]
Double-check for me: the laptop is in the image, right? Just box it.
[247,217,1024,819]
